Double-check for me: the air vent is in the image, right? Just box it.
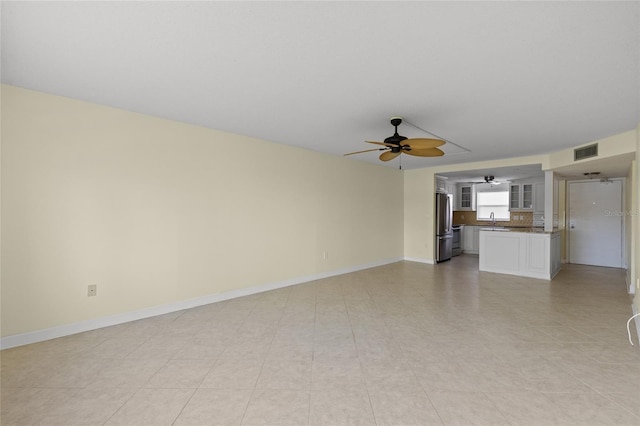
[574,143,598,161]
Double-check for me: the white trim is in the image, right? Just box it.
[633,304,640,345]
[1,257,403,350]
[404,257,434,265]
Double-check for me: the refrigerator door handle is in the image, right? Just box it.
[445,196,452,233]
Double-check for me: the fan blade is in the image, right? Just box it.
[403,147,445,157]
[380,151,401,161]
[402,138,445,149]
[344,148,386,156]
[366,140,395,147]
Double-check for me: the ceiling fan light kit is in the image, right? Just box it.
[345,117,446,163]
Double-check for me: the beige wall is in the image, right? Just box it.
[1,85,404,338]
[547,130,636,170]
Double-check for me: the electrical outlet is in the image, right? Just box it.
[323,251,328,260]
[87,284,97,297]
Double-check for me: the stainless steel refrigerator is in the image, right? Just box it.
[435,192,453,262]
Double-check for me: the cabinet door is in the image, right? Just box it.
[533,182,545,213]
[436,177,447,193]
[457,185,476,210]
[473,227,480,252]
[522,184,533,210]
[460,186,471,209]
[462,226,474,251]
[446,182,456,196]
[509,185,520,210]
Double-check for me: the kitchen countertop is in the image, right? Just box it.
[479,226,558,234]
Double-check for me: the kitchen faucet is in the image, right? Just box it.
[490,211,496,226]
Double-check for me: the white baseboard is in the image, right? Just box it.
[404,257,434,264]
[626,274,635,295]
[1,257,403,350]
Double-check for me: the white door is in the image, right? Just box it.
[568,180,623,267]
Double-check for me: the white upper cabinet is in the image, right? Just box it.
[533,181,545,214]
[510,181,538,211]
[457,183,476,211]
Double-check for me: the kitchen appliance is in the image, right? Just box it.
[451,225,461,257]
[435,193,453,262]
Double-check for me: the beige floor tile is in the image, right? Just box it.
[368,388,442,425]
[199,357,263,389]
[411,360,479,392]
[605,392,640,418]
[171,338,227,360]
[219,338,272,360]
[427,391,510,425]
[311,356,365,389]
[266,340,314,361]
[145,358,214,388]
[18,334,103,358]
[32,356,102,388]
[105,388,194,425]
[255,357,312,390]
[360,358,422,390]
[28,387,135,425]
[550,392,640,425]
[313,344,360,362]
[125,335,190,360]
[1,355,61,388]
[484,391,572,425]
[87,358,168,388]
[0,388,60,425]
[561,361,640,394]
[241,389,310,426]
[81,337,144,359]
[355,337,406,361]
[174,388,252,426]
[309,388,376,426]
[272,323,315,341]
[578,342,640,364]
[2,259,638,425]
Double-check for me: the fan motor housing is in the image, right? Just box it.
[384,134,407,145]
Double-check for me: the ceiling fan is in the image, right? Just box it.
[470,175,506,185]
[344,117,445,162]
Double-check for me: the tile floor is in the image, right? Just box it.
[2,256,640,425]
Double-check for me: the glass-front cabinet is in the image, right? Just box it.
[509,185,520,210]
[457,184,476,211]
[510,183,534,211]
[522,183,533,210]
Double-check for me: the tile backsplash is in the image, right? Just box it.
[453,210,534,227]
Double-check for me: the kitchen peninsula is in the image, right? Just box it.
[479,228,561,280]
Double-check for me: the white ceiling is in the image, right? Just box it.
[2,1,639,172]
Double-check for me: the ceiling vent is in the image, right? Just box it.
[574,143,598,161]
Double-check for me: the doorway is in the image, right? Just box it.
[567,179,623,268]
